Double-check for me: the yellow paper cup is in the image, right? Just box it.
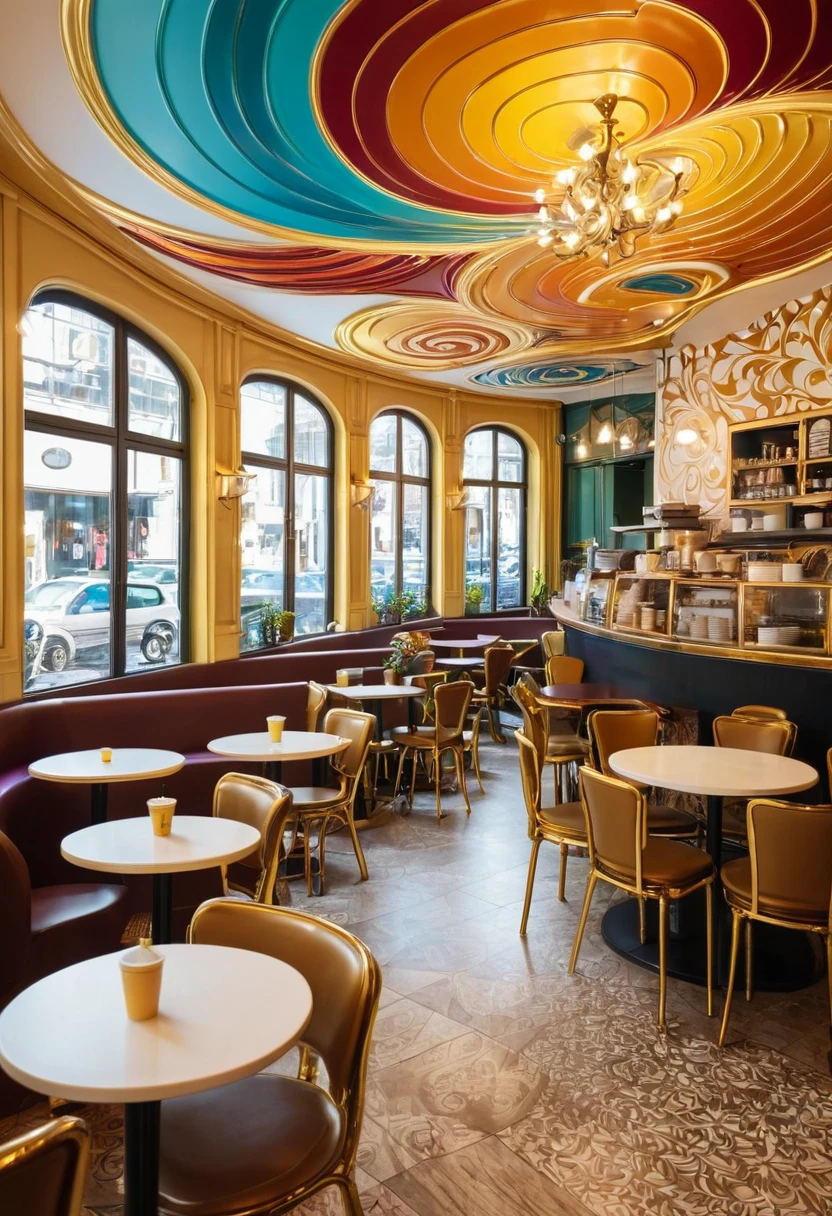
[267,715,286,742]
[100,747,112,763]
[335,669,349,688]
[120,939,164,1021]
[148,796,176,837]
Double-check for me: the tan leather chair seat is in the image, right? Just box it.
[546,736,589,759]
[603,838,714,888]
[390,725,439,748]
[721,856,830,923]
[647,805,698,835]
[159,1074,345,1216]
[539,801,587,836]
[288,787,342,810]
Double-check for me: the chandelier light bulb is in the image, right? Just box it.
[655,206,673,224]
[556,168,575,186]
[563,230,581,249]
[577,442,588,458]
[671,157,686,176]
[632,206,647,223]
[622,193,638,211]
[537,232,553,247]
[622,160,637,184]
[538,206,549,222]
[534,188,546,204]
[578,142,595,162]
[619,434,633,450]
[670,200,683,215]
[598,424,613,444]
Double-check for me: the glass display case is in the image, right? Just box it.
[730,419,799,504]
[611,575,671,636]
[580,573,614,626]
[741,583,829,654]
[673,580,738,646]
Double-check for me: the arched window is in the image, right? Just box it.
[369,411,431,614]
[240,377,333,647]
[463,427,526,612]
[22,291,188,693]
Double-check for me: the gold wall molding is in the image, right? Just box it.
[658,284,832,517]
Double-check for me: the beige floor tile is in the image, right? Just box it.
[370,998,472,1069]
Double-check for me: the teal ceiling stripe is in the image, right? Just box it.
[89,0,516,243]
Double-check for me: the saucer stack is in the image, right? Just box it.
[689,615,709,640]
[707,615,732,643]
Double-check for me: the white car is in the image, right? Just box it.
[24,576,180,672]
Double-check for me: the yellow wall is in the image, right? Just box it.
[0,141,562,703]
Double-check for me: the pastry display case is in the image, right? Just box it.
[579,572,614,626]
[741,583,828,654]
[673,581,738,646]
[611,575,671,637]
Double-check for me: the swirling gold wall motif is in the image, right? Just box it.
[658,285,832,517]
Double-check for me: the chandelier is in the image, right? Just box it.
[532,94,695,263]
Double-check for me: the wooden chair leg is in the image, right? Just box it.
[520,838,542,936]
[557,842,568,902]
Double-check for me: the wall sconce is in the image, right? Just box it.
[446,488,471,511]
[351,480,375,510]
[216,467,256,502]
[676,427,698,447]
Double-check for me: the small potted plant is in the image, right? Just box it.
[465,584,484,615]
[259,601,281,648]
[530,569,551,617]
[277,609,296,643]
[383,630,431,682]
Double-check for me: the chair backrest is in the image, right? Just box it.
[746,800,832,920]
[322,708,375,806]
[732,704,787,722]
[541,630,565,659]
[407,649,435,676]
[515,729,542,836]
[482,642,515,692]
[434,680,473,740]
[587,708,659,775]
[580,766,647,891]
[713,715,794,756]
[510,678,547,759]
[212,773,294,904]
[0,1116,89,1216]
[0,831,31,1004]
[189,901,381,1135]
[544,655,584,686]
[306,681,330,732]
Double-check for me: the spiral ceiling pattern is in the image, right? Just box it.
[469,360,644,390]
[64,0,832,376]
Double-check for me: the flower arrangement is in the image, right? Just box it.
[371,588,427,625]
[383,630,432,675]
[259,603,296,646]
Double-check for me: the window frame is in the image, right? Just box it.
[23,288,190,688]
[369,410,432,610]
[240,375,334,643]
[462,426,527,614]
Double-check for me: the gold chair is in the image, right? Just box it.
[512,676,589,805]
[713,714,796,756]
[288,708,374,894]
[306,681,329,731]
[159,900,381,1216]
[541,630,565,659]
[731,704,787,722]
[407,669,448,724]
[570,766,715,1032]
[462,706,485,793]
[472,642,516,742]
[213,773,294,904]
[392,680,474,821]
[0,1116,89,1216]
[544,654,584,686]
[516,729,587,934]
[719,799,832,1047]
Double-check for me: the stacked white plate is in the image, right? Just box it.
[757,626,780,645]
[690,615,709,640]
[748,563,782,582]
[707,616,732,642]
[778,626,801,645]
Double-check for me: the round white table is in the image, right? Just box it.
[326,682,425,738]
[207,730,348,782]
[28,748,185,825]
[61,816,261,944]
[607,745,819,991]
[430,635,498,654]
[0,944,312,1216]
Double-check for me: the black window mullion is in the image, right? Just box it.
[111,319,129,676]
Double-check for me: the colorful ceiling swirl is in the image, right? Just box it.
[469,361,644,391]
[51,1,832,379]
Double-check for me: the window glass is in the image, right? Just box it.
[24,428,112,690]
[497,432,524,483]
[464,486,492,611]
[23,300,114,428]
[402,417,427,478]
[370,479,397,605]
[402,482,428,602]
[463,429,493,480]
[240,380,286,459]
[241,464,286,652]
[127,339,181,442]
[496,487,523,608]
[295,472,329,635]
[294,394,329,467]
[125,449,182,672]
[369,414,397,474]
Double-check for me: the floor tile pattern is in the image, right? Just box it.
[1,727,831,1215]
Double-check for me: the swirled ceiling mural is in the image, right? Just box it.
[15,0,832,382]
[469,361,644,390]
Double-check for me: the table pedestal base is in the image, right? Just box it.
[91,783,108,825]
[124,1100,160,1216]
[601,893,824,991]
[151,874,173,945]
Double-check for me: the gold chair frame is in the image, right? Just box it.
[718,798,832,1048]
[511,676,586,806]
[393,681,474,822]
[462,706,485,794]
[213,773,294,905]
[472,642,515,743]
[712,714,796,756]
[169,900,382,1216]
[0,1116,89,1216]
[570,766,715,1032]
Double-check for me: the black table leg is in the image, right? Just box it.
[151,874,173,945]
[123,1100,160,1216]
[265,761,283,783]
[90,783,108,825]
[705,793,723,992]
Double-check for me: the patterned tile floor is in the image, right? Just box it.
[2,730,832,1215]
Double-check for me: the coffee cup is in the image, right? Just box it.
[335,669,349,688]
[804,512,824,530]
[782,563,804,582]
[148,796,176,837]
[100,747,112,763]
[732,517,748,532]
[763,515,779,532]
[267,715,286,742]
[120,939,164,1021]
[694,551,717,573]
[716,554,740,575]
